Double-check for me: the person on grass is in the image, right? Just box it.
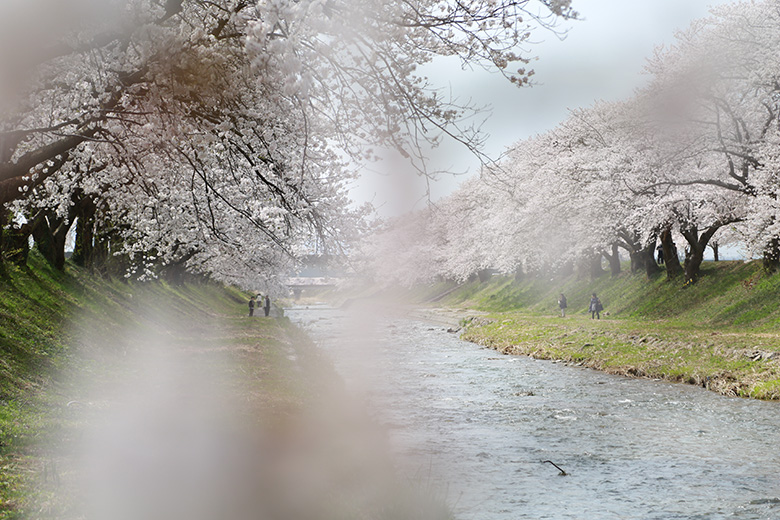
[589,293,603,320]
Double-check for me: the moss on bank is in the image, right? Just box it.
[426,261,780,400]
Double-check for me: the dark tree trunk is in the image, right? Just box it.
[601,242,621,277]
[162,262,188,285]
[660,227,682,279]
[92,234,111,274]
[617,229,645,273]
[589,253,605,280]
[684,243,705,283]
[31,211,74,271]
[0,211,33,267]
[71,194,97,269]
[711,243,720,262]
[644,241,661,278]
[94,225,131,277]
[477,269,492,283]
[160,249,198,285]
[4,225,32,266]
[681,222,725,284]
[762,237,780,273]
[642,240,661,278]
[628,249,644,273]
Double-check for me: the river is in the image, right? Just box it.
[286,303,780,520]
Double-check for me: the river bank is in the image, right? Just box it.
[459,312,780,400]
[287,302,780,519]
[386,260,780,400]
[0,255,450,519]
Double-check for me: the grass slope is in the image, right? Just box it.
[0,253,451,520]
[424,261,780,399]
[0,253,253,518]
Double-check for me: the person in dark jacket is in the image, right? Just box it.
[248,295,256,317]
[558,293,567,317]
[589,293,603,320]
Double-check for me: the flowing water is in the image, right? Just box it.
[286,304,780,520]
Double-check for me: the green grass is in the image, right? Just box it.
[0,252,256,518]
[0,251,453,520]
[420,260,780,400]
[430,260,780,326]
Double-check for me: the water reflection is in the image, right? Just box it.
[287,304,780,520]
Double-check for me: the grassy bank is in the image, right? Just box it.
[0,253,450,519]
[423,261,780,400]
[0,253,253,517]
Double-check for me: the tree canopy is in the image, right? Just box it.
[0,0,576,287]
[367,0,780,286]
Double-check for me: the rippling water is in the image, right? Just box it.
[286,304,780,520]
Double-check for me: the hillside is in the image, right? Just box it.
[430,261,778,328]
[0,253,252,518]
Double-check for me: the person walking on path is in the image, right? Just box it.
[264,295,271,317]
[558,293,567,317]
[589,293,603,320]
[248,295,256,317]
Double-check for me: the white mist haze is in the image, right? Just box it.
[37,296,445,520]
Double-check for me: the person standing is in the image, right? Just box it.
[589,293,602,320]
[248,295,256,317]
[656,244,665,265]
[264,295,271,317]
[558,293,567,317]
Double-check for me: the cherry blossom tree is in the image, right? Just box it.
[639,0,780,272]
[0,0,577,284]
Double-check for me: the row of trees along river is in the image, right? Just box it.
[368,2,780,288]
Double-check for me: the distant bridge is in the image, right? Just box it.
[284,276,341,299]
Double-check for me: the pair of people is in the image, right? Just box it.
[248,294,271,317]
[557,293,603,319]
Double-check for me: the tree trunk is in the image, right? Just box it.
[684,243,706,284]
[589,253,605,280]
[558,260,574,277]
[628,249,644,273]
[644,241,661,278]
[0,211,33,267]
[601,243,621,277]
[762,237,780,273]
[93,224,131,277]
[71,195,98,269]
[660,227,682,279]
[711,242,720,262]
[616,229,645,273]
[680,222,725,283]
[160,249,198,285]
[31,212,71,270]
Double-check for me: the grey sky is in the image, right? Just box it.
[353,0,736,216]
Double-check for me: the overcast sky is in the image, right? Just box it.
[353,0,737,217]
